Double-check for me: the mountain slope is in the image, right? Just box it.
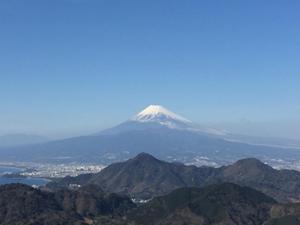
[100,105,224,135]
[1,105,300,168]
[264,203,300,225]
[0,184,83,225]
[216,158,300,202]
[0,184,135,225]
[1,126,298,167]
[127,183,276,225]
[88,153,218,200]
[0,182,279,225]
[48,153,218,200]
[49,153,300,203]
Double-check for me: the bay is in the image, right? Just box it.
[0,166,49,186]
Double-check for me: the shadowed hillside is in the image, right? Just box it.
[49,153,300,202]
[0,182,281,225]
[0,184,135,225]
[127,183,276,225]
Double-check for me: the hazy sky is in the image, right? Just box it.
[0,0,300,139]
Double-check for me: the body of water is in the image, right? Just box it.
[0,166,49,186]
[0,166,24,175]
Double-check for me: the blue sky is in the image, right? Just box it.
[0,0,300,139]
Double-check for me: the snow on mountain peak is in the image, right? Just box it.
[132,105,191,123]
[100,105,228,136]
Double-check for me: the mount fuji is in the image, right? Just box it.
[1,105,300,168]
[99,105,226,136]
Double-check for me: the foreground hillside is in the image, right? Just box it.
[263,203,300,225]
[3,155,300,225]
[127,183,276,225]
[0,183,281,225]
[49,153,300,202]
[0,184,134,225]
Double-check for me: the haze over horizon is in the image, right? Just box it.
[2,2,300,225]
[1,0,300,140]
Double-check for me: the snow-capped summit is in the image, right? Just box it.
[99,105,195,134]
[99,104,227,136]
[132,105,191,124]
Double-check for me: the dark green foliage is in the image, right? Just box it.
[264,203,300,225]
[3,182,300,225]
[54,184,135,217]
[5,153,300,225]
[0,184,135,225]
[265,216,300,225]
[49,153,300,203]
[127,183,276,225]
[0,184,83,225]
